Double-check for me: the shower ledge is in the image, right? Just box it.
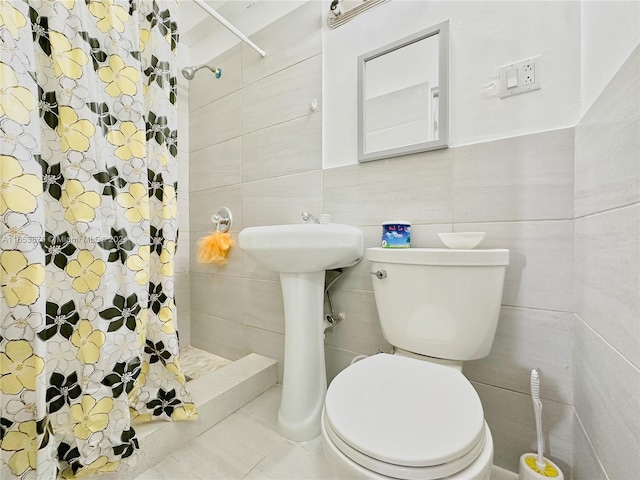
[123,353,277,479]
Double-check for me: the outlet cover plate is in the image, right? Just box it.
[499,56,541,98]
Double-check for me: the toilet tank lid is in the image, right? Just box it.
[367,247,509,266]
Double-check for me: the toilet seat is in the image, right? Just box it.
[324,354,486,479]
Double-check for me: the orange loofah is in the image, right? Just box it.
[196,231,233,265]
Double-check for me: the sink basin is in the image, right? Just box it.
[238,223,364,273]
[238,222,364,441]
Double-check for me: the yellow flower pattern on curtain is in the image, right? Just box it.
[0,1,195,478]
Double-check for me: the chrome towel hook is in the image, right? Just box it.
[211,207,232,233]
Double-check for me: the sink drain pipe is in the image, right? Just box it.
[324,269,345,330]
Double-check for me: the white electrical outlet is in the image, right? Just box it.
[499,56,540,98]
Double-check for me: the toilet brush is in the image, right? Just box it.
[518,369,564,480]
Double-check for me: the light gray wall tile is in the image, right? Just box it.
[178,108,190,154]
[242,278,285,334]
[190,137,242,192]
[573,317,640,480]
[324,345,360,385]
[242,113,322,182]
[191,312,245,361]
[323,289,391,355]
[463,306,573,404]
[177,311,190,348]
[190,90,242,151]
[174,271,190,314]
[336,224,453,292]
[190,230,244,278]
[242,171,321,227]
[455,221,573,312]
[243,326,285,383]
[242,55,322,134]
[411,223,454,248]
[575,204,640,368]
[572,412,607,480]
[242,2,322,86]
[323,149,453,226]
[472,382,573,476]
[453,129,574,222]
[175,231,190,274]
[188,45,242,112]
[190,272,243,323]
[242,253,280,282]
[575,46,640,217]
[189,184,242,233]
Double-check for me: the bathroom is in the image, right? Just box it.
[1,0,638,479]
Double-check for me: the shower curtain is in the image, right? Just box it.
[0,1,196,478]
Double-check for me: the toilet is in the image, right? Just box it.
[321,247,510,480]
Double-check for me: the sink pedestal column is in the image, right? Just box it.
[277,271,326,441]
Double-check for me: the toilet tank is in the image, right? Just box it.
[367,247,509,361]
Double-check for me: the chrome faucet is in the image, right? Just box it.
[301,212,320,224]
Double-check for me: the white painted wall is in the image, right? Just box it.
[323,0,582,169]
[580,1,640,116]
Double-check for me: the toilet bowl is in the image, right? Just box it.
[320,353,493,480]
[321,247,509,479]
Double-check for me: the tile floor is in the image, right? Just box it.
[135,386,518,480]
[180,345,231,381]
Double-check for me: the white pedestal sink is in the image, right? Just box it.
[239,223,364,441]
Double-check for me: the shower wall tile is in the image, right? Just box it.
[575,46,639,218]
[242,253,280,282]
[174,272,191,314]
[190,272,243,324]
[573,317,640,480]
[189,183,242,233]
[177,311,190,347]
[242,171,321,227]
[241,112,322,182]
[190,90,242,151]
[190,137,242,192]
[242,278,285,334]
[242,1,322,86]
[175,231,190,273]
[453,128,574,223]
[463,306,573,404]
[243,326,285,383]
[323,289,390,355]
[336,224,453,292]
[188,45,242,112]
[455,221,573,312]
[178,108,190,155]
[572,412,607,480]
[472,382,573,476]
[190,230,244,278]
[574,204,640,367]
[325,345,360,385]
[191,312,245,361]
[177,145,190,237]
[323,149,453,226]
[242,55,322,134]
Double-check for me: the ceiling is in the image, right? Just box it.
[179,0,260,46]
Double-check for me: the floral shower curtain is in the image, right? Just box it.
[0,1,196,478]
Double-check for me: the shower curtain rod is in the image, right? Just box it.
[192,0,266,57]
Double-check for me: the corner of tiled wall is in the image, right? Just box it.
[572,45,639,480]
[176,41,191,346]
[188,1,323,383]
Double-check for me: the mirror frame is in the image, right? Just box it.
[358,20,449,163]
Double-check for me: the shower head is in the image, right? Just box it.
[181,64,222,80]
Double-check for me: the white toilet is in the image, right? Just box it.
[321,247,510,480]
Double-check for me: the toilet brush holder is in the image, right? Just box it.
[518,453,564,480]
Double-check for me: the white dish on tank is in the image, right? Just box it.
[438,232,486,249]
